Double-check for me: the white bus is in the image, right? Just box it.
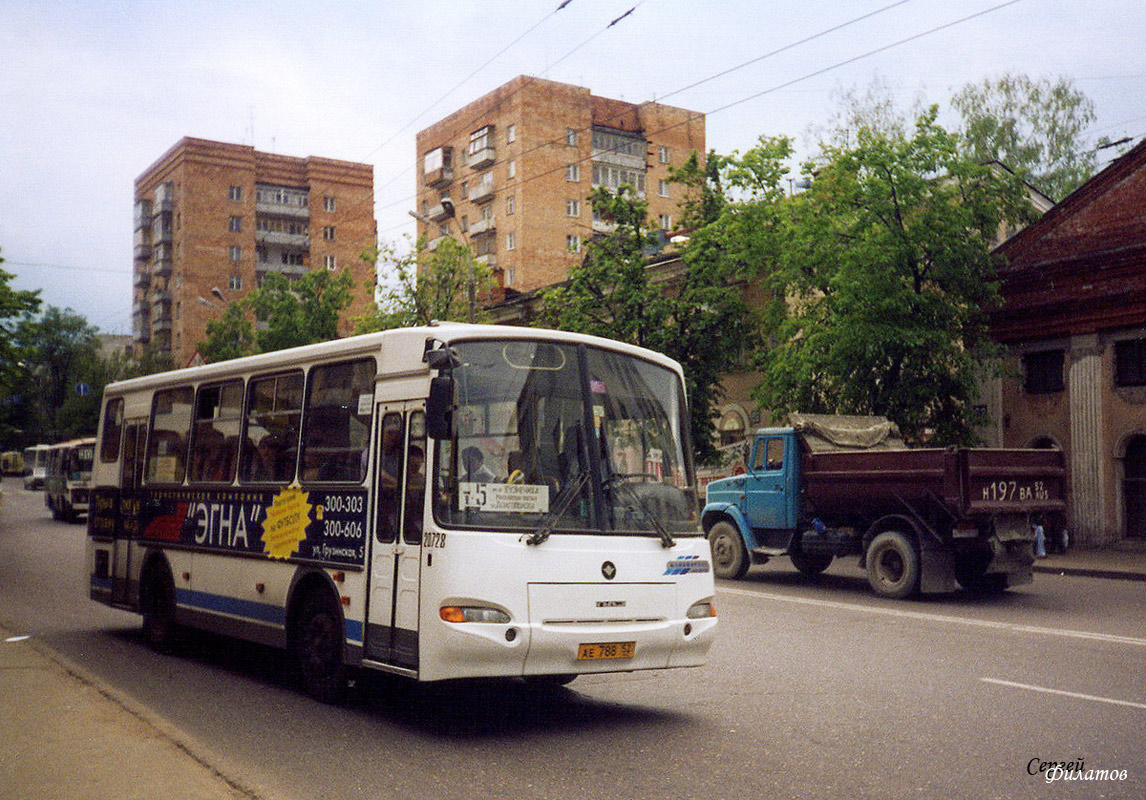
[87,324,716,700]
[45,437,96,522]
[24,444,50,490]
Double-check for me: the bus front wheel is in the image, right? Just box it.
[294,591,347,704]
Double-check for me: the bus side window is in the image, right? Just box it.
[189,381,242,484]
[240,372,303,484]
[376,413,404,543]
[100,398,124,463]
[301,358,376,483]
[146,387,194,484]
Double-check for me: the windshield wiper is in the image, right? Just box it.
[526,471,590,546]
[603,475,677,548]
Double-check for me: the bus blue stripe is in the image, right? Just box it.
[174,588,364,644]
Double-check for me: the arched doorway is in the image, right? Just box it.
[1125,435,1146,539]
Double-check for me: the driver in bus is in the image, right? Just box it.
[462,446,496,483]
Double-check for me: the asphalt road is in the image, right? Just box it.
[2,485,1143,800]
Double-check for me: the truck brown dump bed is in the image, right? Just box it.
[792,414,1067,522]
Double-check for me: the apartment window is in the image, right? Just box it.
[460,181,468,200]
[659,179,670,198]
[566,234,581,253]
[460,215,469,233]
[566,199,580,217]
[1115,339,1146,386]
[282,252,304,266]
[229,215,242,232]
[566,128,579,147]
[506,232,516,251]
[507,159,516,179]
[565,163,580,182]
[323,196,336,213]
[658,213,673,230]
[507,124,516,143]
[592,163,646,193]
[323,226,336,241]
[506,268,517,287]
[324,255,337,270]
[506,196,515,216]
[229,274,242,291]
[229,245,242,262]
[1023,349,1065,394]
[257,246,268,263]
[229,185,242,202]
[659,146,671,164]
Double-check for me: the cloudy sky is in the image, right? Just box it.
[2,0,1143,335]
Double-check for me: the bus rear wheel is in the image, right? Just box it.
[294,591,347,704]
[141,563,177,653]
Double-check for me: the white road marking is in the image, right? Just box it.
[717,586,1146,647]
[981,678,1146,711]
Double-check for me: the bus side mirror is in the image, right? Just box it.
[426,375,454,440]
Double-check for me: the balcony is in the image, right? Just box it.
[475,253,498,268]
[134,242,152,261]
[133,268,150,289]
[468,145,496,170]
[256,198,310,220]
[427,200,454,223]
[255,229,310,248]
[424,146,454,188]
[255,185,310,219]
[152,244,173,277]
[470,180,495,204]
[134,200,152,230]
[469,216,496,237]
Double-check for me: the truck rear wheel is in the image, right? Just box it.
[708,520,749,580]
[866,531,920,599]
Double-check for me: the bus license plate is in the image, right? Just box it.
[577,641,635,661]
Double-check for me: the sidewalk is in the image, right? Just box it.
[0,624,253,800]
[1033,540,1146,582]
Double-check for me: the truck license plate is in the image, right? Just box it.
[577,641,636,661]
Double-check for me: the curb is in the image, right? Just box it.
[1033,564,1146,582]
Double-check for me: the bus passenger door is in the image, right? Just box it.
[365,404,427,669]
[113,422,146,606]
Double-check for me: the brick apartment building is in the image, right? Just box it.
[414,76,706,295]
[132,137,376,366]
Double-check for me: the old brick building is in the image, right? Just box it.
[414,76,706,295]
[990,138,1146,545]
[132,138,376,366]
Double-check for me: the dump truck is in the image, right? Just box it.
[702,414,1066,598]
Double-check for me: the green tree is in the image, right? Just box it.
[16,306,103,440]
[0,248,42,393]
[756,107,1029,444]
[540,183,752,463]
[248,268,355,353]
[198,302,257,364]
[355,237,494,333]
[953,73,1098,200]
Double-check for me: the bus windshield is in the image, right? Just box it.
[433,339,699,536]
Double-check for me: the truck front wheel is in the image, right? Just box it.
[708,520,749,580]
[866,531,920,599]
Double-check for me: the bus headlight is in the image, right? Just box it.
[686,599,716,619]
[440,606,511,624]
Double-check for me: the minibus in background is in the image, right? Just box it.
[23,444,49,490]
[87,323,717,701]
[45,438,96,522]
